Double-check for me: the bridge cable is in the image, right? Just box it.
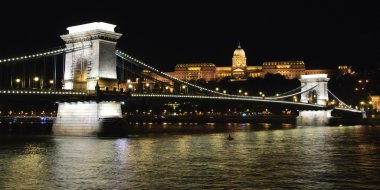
[116,62,174,88]
[265,84,319,100]
[0,44,92,65]
[328,89,352,110]
[267,85,305,97]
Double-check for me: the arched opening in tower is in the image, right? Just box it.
[73,57,88,91]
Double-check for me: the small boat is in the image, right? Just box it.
[227,134,234,140]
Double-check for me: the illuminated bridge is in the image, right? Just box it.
[0,22,362,136]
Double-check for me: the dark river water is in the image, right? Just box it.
[0,124,380,189]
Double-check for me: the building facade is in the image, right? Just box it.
[231,43,247,79]
[262,61,305,79]
[370,96,380,111]
[173,63,216,81]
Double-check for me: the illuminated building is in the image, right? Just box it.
[146,43,332,82]
[262,61,305,79]
[370,96,380,111]
[338,65,354,75]
[231,42,247,79]
[173,63,216,81]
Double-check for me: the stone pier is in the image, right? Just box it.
[53,101,122,136]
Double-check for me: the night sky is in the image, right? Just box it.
[0,1,379,71]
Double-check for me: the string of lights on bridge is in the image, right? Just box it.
[131,93,326,106]
[0,44,91,64]
[131,93,361,113]
[0,90,86,95]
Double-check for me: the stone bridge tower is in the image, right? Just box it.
[61,22,122,92]
[299,74,330,106]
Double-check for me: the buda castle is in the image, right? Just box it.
[147,43,331,82]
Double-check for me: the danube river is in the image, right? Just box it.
[0,124,379,189]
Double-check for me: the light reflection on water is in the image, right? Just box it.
[0,125,380,189]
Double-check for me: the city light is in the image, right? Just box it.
[49,80,54,84]
[33,77,39,82]
[15,78,21,83]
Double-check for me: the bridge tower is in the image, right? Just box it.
[54,22,123,136]
[299,74,330,106]
[297,74,332,126]
[60,22,122,92]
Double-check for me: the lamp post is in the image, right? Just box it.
[15,78,21,89]
[33,77,39,89]
[146,83,150,92]
[49,80,54,89]
[182,85,187,94]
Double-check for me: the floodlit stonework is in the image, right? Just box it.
[61,22,122,91]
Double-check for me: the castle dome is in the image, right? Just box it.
[233,42,246,57]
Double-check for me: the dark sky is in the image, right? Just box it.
[0,1,379,71]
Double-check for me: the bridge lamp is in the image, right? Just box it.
[215,87,219,91]
[259,91,263,95]
[33,77,39,82]
[49,80,54,84]
[244,92,248,96]
[223,90,227,94]
[276,93,279,96]
[15,78,21,83]
[146,83,150,87]
[165,86,169,90]
[182,85,186,89]
[238,89,242,93]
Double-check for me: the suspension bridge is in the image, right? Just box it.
[0,22,362,136]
